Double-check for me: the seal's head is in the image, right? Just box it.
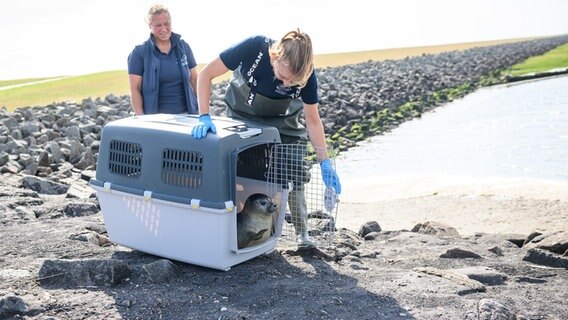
[244,193,277,216]
[237,193,278,249]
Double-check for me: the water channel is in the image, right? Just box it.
[337,75,568,185]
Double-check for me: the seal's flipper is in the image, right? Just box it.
[249,229,268,241]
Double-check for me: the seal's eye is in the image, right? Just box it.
[260,200,267,206]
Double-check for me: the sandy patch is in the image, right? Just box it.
[336,174,568,236]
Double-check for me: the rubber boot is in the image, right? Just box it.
[288,189,315,248]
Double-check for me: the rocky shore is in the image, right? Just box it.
[1,36,568,319]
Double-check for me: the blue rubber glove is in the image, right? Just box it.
[192,114,217,139]
[320,159,342,194]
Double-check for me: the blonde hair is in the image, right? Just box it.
[145,4,170,25]
[269,29,314,88]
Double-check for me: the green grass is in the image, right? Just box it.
[505,43,568,76]
[1,70,130,112]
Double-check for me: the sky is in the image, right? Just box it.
[1,0,567,80]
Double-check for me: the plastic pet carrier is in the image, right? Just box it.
[90,114,288,271]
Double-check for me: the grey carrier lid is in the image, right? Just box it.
[90,114,281,209]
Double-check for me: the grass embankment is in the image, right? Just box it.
[0,37,540,112]
[0,71,129,112]
[504,43,568,76]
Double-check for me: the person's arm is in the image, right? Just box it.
[196,57,230,115]
[128,74,144,115]
[305,102,342,194]
[189,66,198,96]
[303,102,329,161]
[183,41,199,97]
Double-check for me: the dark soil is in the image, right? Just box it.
[1,173,567,320]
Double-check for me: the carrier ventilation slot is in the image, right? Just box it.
[108,140,142,177]
[237,143,272,181]
[162,149,203,188]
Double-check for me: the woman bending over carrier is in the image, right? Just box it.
[192,29,342,248]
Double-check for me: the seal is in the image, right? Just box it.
[237,193,277,249]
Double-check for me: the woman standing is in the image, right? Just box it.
[192,29,341,248]
[127,4,198,115]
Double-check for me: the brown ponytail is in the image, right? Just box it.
[269,28,314,87]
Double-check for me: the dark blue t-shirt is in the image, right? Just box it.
[219,35,319,104]
[155,49,186,113]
